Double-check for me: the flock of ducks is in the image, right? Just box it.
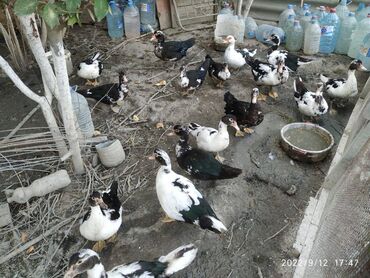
[66,28,367,277]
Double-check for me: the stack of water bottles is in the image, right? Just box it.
[275,0,370,64]
[106,0,159,40]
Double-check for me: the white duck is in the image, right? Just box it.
[187,115,240,162]
[294,77,328,120]
[64,245,197,278]
[153,148,227,234]
[79,181,122,252]
[246,57,289,98]
[223,35,257,69]
[320,59,367,99]
[77,52,103,86]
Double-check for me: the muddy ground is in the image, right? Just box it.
[0,23,368,278]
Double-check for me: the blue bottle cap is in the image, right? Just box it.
[348,12,355,16]
[288,4,293,9]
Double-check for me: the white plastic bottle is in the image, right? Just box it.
[348,13,370,58]
[304,16,321,55]
[278,4,296,28]
[124,0,140,39]
[335,12,357,54]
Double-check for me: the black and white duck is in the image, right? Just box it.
[77,52,103,86]
[187,115,240,162]
[207,54,231,88]
[180,55,211,93]
[77,71,129,111]
[79,181,122,252]
[223,35,257,69]
[265,34,313,72]
[153,148,228,233]
[174,125,242,180]
[64,244,197,278]
[320,60,367,100]
[294,77,328,120]
[150,30,195,61]
[224,89,264,135]
[246,56,289,99]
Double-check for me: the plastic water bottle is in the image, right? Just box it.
[244,16,258,39]
[256,24,285,43]
[286,20,303,51]
[282,14,295,33]
[319,8,340,54]
[304,16,321,55]
[357,33,370,69]
[355,3,365,20]
[107,0,124,39]
[138,0,158,33]
[348,13,370,58]
[356,4,370,22]
[124,0,140,39]
[300,12,312,31]
[70,86,94,138]
[296,3,310,20]
[215,14,245,43]
[335,12,357,54]
[336,0,350,22]
[219,2,233,15]
[278,4,295,28]
[316,6,327,22]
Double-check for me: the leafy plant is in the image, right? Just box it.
[13,0,109,29]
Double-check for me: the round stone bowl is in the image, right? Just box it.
[280,122,335,163]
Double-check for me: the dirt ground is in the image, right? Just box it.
[0,23,368,278]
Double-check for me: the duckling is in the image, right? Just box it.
[77,52,103,86]
[206,54,231,88]
[320,60,367,100]
[187,115,240,162]
[77,71,129,111]
[153,148,227,233]
[79,181,122,252]
[150,30,195,61]
[246,56,289,99]
[266,34,313,71]
[174,125,242,180]
[64,244,197,278]
[224,89,264,134]
[223,35,257,69]
[294,77,328,120]
[180,55,211,94]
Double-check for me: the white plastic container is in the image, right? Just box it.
[6,170,71,204]
[215,13,245,43]
[256,24,285,43]
[304,17,321,55]
[244,16,258,39]
[348,14,370,58]
[70,86,94,138]
[96,139,125,167]
[124,0,140,39]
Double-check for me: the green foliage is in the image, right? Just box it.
[14,0,38,15]
[41,4,59,29]
[66,0,81,12]
[13,0,109,29]
[94,0,108,22]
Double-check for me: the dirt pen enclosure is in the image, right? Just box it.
[0,8,369,278]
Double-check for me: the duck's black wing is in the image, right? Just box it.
[224,91,250,124]
[162,38,195,60]
[77,83,119,104]
[102,181,121,220]
[178,149,241,180]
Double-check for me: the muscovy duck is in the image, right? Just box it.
[77,52,103,86]
[294,77,328,120]
[150,30,195,61]
[79,181,122,252]
[320,59,367,99]
[206,54,231,88]
[266,34,313,71]
[224,89,264,134]
[223,35,257,69]
[187,115,240,162]
[64,244,197,278]
[174,125,242,180]
[246,56,289,99]
[77,71,129,110]
[153,148,227,233]
[180,55,211,93]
